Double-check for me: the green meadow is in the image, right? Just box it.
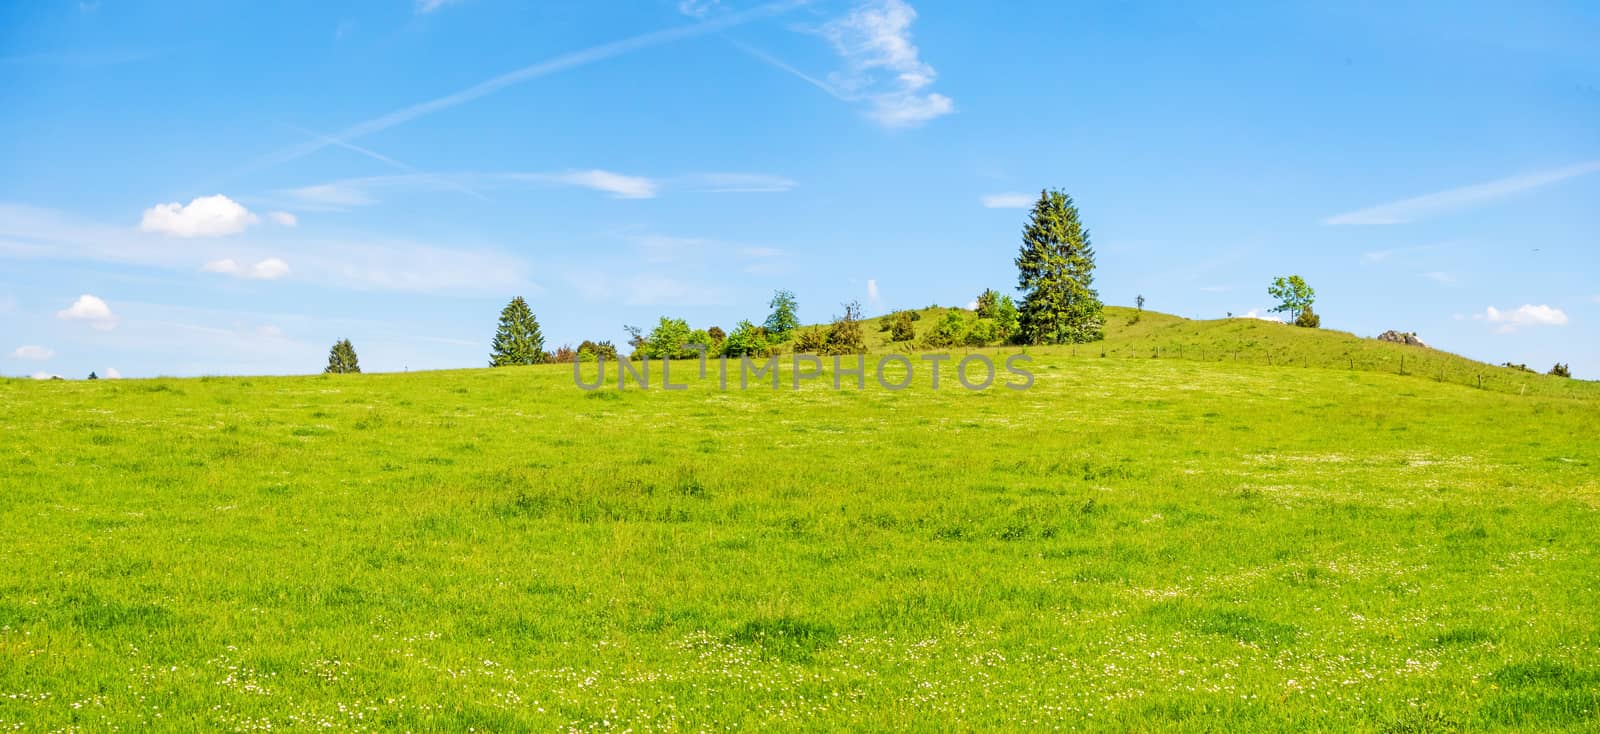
[2,311,1597,731]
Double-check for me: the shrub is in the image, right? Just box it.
[1549,363,1571,378]
[823,301,866,355]
[1294,305,1321,329]
[793,328,828,354]
[888,311,916,342]
[706,326,726,345]
[549,344,577,363]
[642,317,703,359]
[1502,362,1535,373]
[721,320,770,357]
[577,340,618,361]
[966,318,1001,346]
[921,310,969,348]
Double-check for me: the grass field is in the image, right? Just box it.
[2,315,1598,731]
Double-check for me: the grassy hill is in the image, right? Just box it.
[1,327,1597,729]
[839,305,1596,401]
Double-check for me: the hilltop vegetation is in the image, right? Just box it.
[2,342,1597,730]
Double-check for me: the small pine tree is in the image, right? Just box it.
[490,297,546,366]
[324,339,361,374]
[764,290,800,341]
[975,289,1001,318]
[1015,189,1104,344]
[87,372,98,380]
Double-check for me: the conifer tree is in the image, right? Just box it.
[324,339,361,374]
[490,297,546,366]
[1015,189,1104,344]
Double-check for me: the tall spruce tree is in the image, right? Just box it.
[1015,189,1104,344]
[490,296,546,366]
[324,339,360,374]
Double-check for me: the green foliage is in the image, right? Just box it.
[87,372,98,380]
[966,318,1001,346]
[638,317,707,359]
[1549,362,1571,378]
[921,310,970,348]
[975,289,1001,319]
[548,345,577,364]
[1294,305,1322,329]
[822,301,866,355]
[887,311,916,343]
[1503,362,1535,373]
[577,340,618,362]
[720,320,770,357]
[706,326,726,346]
[764,290,800,342]
[995,296,1019,342]
[1268,275,1317,324]
[1015,189,1105,344]
[490,296,546,366]
[324,339,360,374]
[792,327,829,354]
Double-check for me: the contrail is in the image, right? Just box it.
[242,1,805,175]
[278,123,490,201]
[727,38,848,101]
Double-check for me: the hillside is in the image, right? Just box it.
[833,305,1596,401]
[2,347,1597,730]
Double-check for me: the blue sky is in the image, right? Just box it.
[3,0,1597,379]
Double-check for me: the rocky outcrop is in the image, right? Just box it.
[1377,330,1427,347]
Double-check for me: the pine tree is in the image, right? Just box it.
[324,339,360,374]
[87,372,99,380]
[490,296,546,366]
[1015,189,1104,344]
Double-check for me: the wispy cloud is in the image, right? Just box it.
[8,345,54,360]
[736,0,954,128]
[1475,304,1569,333]
[415,0,463,13]
[1325,160,1600,225]
[202,257,292,281]
[1421,271,1457,285]
[980,193,1033,209]
[279,169,791,208]
[1,202,530,294]
[675,172,798,193]
[243,1,801,173]
[866,278,881,306]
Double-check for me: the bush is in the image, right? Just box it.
[921,310,969,348]
[577,340,618,361]
[1549,363,1571,378]
[966,318,1001,346]
[1502,362,1535,373]
[1294,305,1321,329]
[706,326,726,344]
[721,320,770,357]
[888,311,916,342]
[823,301,866,355]
[549,344,577,363]
[793,328,828,354]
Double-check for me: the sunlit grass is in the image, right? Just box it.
[1,336,1596,730]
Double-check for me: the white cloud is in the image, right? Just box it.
[56,294,118,330]
[1325,160,1600,225]
[139,194,260,237]
[268,211,298,227]
[1421,271,1457,285]
[749,0,952,128]
[1199,286,1228,293]
[9,345,53,360]
[30,371,63,380]
[1233,309,1285,323]
[980,193,1033,209]
[1475,304,1568,333]
[103,367,122,379]
[818,0,953,127]
[201,257,291,280]
[866,278,881,305]
[545,170,657,199]
[2,203,529,295]
[964,300,978,310]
